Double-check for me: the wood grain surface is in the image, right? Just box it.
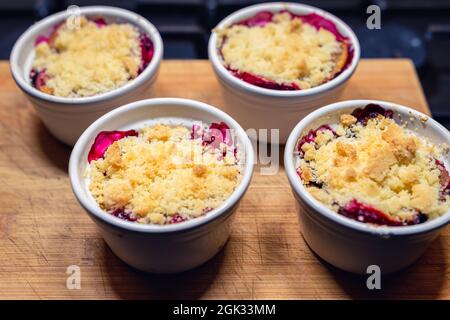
[0,59,448,300]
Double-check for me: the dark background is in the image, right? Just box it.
[1,0,449,128]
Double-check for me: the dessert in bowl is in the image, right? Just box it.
[296,104,449,226]
[10,6,163,146]
[216,10,352,91]
[87,122,242,225]
[69,98,254,273]
[209,2,360,143]
[30,15,154,98]
[285,100,450,274]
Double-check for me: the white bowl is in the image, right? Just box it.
[208,2,360,144]
[10,6,163,146]
[284,100,450,274]
[69,98,254,273]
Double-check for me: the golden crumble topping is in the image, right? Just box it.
[215,12,348,89]
[88,124,242,225]
[32,16,142,97]
[295,107,450,226]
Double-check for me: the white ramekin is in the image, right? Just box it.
[285,100,450,274]
[208,2,360,144]
[10,6,163,146]
[69,98,254,273]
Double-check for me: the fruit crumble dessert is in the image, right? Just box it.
[295,104,450,226]
[214,11,352,90]
[30,16,154,97]
[87,122,243,225]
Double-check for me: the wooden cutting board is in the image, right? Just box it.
[0,59,448,299]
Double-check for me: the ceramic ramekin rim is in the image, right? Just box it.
[208,2,360,98]
[10,6,163,105]
[284,99,450,236]
[69,97,255,233]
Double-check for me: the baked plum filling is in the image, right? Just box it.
[299,13,347,42]
[168,214,186,224]
[191,122,232,145]
[138,34,154,74]
[236,10,273,27]
[30,17,154,95]
[228,68,300,90]
[237,11,348,41]
[217,10,353,90]
[35,35,49,46]
[110,208,137,222]
[93,17,107,27]
[203,122,233,147]
[34,21,63,47]
[351,103,394,124]
[436,159,450,198]
[338,199,427,226]
[192,122,237,158]
[165,209,213,225]
[30,69,52,94]
[30,21,64,92]
[295,103,450,227]
[88,130,138,163]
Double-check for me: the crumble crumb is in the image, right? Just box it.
[340,114,357,126]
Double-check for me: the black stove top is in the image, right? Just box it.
[1,0,449,128]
